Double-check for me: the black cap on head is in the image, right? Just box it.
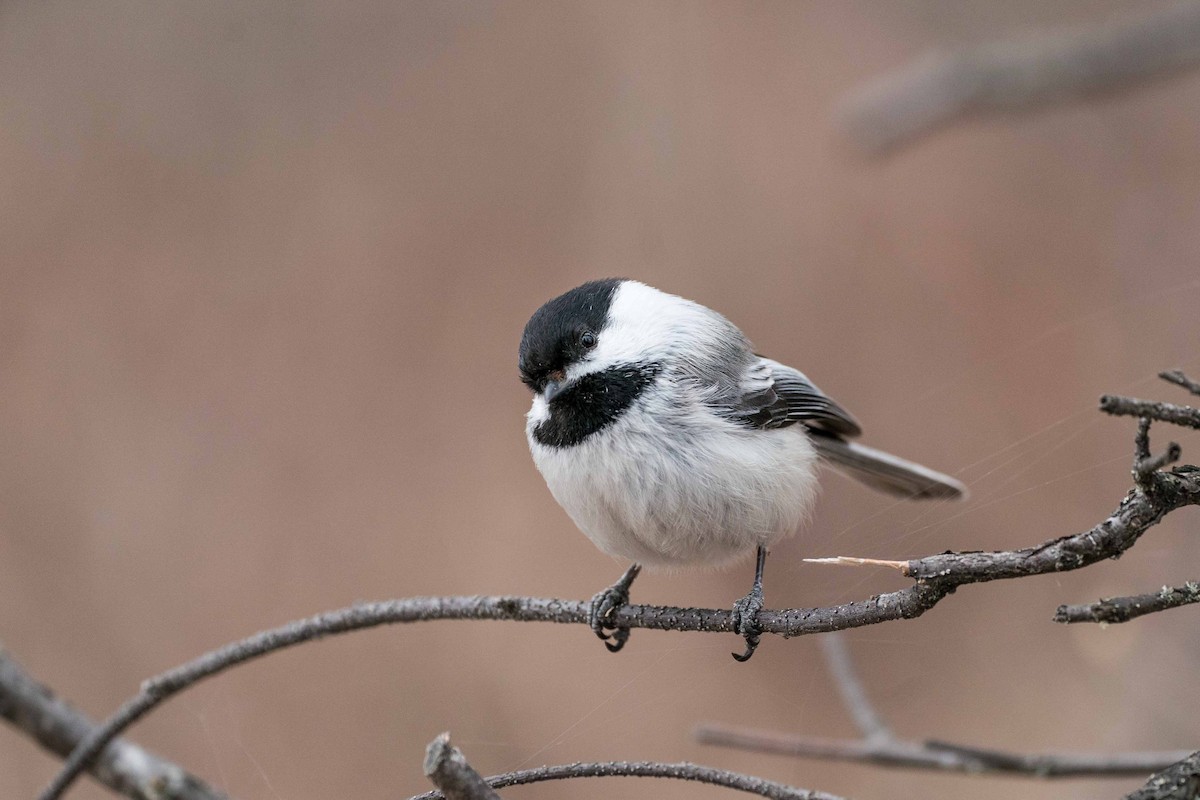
[519,278,622,392]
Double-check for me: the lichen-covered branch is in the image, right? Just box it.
[0,646,227,800]
[1055,582,1200,624]
[1099,395,1200,430]
[1125,752,1200,800]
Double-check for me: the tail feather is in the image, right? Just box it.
[810,434,967,501]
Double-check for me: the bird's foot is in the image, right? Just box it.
[731,584,765,662]
[588,564,641,653]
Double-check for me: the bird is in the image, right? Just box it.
[518,279,966,661]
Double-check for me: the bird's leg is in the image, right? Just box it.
[588,563,641,653]
[731,545,767,662]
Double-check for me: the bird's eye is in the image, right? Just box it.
[580,331,597,349]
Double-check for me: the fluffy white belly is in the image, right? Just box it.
[527,407,818,570]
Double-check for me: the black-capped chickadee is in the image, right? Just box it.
[519,279,965,661]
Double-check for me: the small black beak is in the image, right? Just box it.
[543,378,569,403]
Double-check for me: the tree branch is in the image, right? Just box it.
[817,634,891,743]
[0,645,227,800]
[408,759,844,800]
[1125,752,1200,800]
[1055,582,1200,624]
[694,723,1192,779]
[697,630,1191,779]
[39,382,1200,800]
[422,734,501,800]
[1099,395,1200,430]
[1132,419,1183,489]
[839,1,1200,155]
[1159,369,1200,397]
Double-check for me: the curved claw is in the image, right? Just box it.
[588,564,641,654]
[731,628,761,662]
[602,627,631,653]
[730,586,765,663]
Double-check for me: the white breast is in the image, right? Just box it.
[526,390,819,571]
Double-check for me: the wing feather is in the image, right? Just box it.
[721,357,965,500]
[726,357,861,437]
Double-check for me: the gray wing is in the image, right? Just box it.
[728,357,862,438]
[727,357,966,500]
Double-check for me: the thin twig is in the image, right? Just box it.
[1136,442,1183,483]
[1135,418,1154,462]
[40,390,1200,800]
[694,724,1192,779]
[839,1,1200,155]
[422,734,500,800]
[700,621,1191,779]
[1159,370,1200,397]
[1099,395,1200,429]
[0,646,227,800]
[818,634,891,742]
[407,760,844,800]
[1055,582,1200,624]
[1131,419,1182,489]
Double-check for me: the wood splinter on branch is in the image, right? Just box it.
[801,557,908,571]
[37,371,1200,800]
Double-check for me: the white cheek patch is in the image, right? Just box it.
[568,281,690,379]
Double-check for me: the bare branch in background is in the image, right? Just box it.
[408,758,845,800]
[696,632,1191,779]
[695,723,1191,779]
[422,734,501,800]
[839,1,1200,155]
[37,374,1200,800]
[818,634,891,743]
[1055,582,1200,624]
[0,646,227,800]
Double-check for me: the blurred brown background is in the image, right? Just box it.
[3,2,1199,799]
